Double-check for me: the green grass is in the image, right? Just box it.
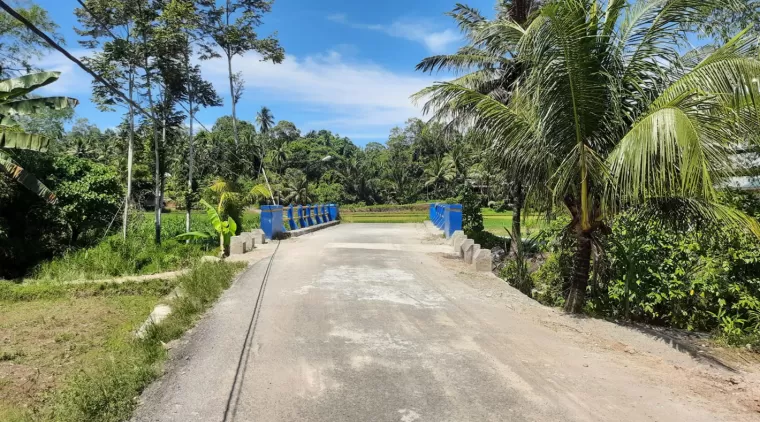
[339,206,550,235]
[28,211,260,283]
[481,209,549,237]
[0,262,245,422]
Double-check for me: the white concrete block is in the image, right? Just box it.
[251,229,266,245]
[459,239,474,260]
[451,231,466,252]
[241,232,255,252]
[230,236,246,255]
[472,249,492,272]
[464,243,481,264]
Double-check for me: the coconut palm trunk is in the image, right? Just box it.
[511,181,523,254]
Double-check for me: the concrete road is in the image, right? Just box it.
[133,223,753,422]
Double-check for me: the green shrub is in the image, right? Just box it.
[458,184,483,233]
[467,230,508,251]
[532,253,566,307]
[601,211,760,338]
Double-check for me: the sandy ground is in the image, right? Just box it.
[132,223,760,422]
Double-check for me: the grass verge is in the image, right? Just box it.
[0,261,245,422]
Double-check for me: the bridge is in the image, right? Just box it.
[132,207,740,422]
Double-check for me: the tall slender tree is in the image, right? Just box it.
[198,0,284,146]
[75,0,144,239]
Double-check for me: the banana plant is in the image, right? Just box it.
[176,199,238,254]
[0,72,79,203]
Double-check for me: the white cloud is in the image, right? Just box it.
[33,49,93,96]
[327,14,461,54]
[200,49,441,134]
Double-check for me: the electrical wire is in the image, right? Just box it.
[0,0,159,126]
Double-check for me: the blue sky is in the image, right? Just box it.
[32,0,498,146]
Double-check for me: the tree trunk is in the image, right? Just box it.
[226,54,239,147]
[154,115,163,245]
[142,31,161,245]
[564,229,592,313]
[511,181,523,254]
[122,69,135,240]
[186,59,194,234]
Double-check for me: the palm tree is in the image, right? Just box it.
[269,140,289,173]
[0,72,78,203]
[424,155,456,197]
[421,0,760,312]
[414,1,540,251]
[256,106,275,134]
[283,169,312,205]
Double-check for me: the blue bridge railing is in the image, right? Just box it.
[429,203,462,238]
[260,204,340,240]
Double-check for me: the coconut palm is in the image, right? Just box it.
[0,72,78,202]
[269,140,289,173]
[282,169,312,205]
[414,1,541,251]
[422,0,760,312]
[256,106,275,134]
[424,155,456,196]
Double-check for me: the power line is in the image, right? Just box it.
[0,0,159,125]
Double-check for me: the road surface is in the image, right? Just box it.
[133,223,757,422]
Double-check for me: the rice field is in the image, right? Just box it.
[339,206,549,236]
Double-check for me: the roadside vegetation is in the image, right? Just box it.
[414,0,760,348]
[1,0,760,419]
[0,262,244,422]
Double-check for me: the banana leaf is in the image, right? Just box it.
[0,152,56,203]
[0,128,50,151]
[0,96,79,116]
[0,72,62,101]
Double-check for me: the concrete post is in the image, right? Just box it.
[251,229,265,245]
[472,249,492,272]
[464,243,480,264]
[306,204,314,227]
[328,204,338,221]
[229,235,246,255]
[445,204,463,238]
[241,232,254,252]
[310,205,319,224]
[287,205,297,230]
[297,205,306,228]
[459,238,474,260]
[451,231,466,251]
[261,205,284,240]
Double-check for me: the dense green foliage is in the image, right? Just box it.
[0,152,122,278]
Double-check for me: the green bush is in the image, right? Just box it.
[0,153,122,279]
[601,212,760,340]
[458,184,483,233]
[531,253,566,307]
[32,234,207,282]
[468,230,508,251]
